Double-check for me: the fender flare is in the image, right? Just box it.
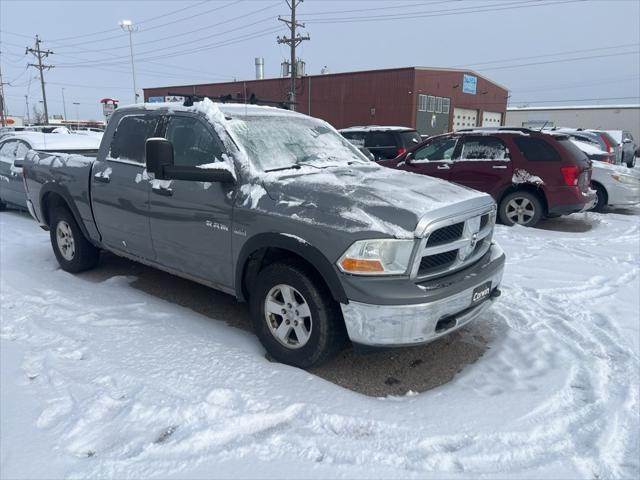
[235,233,348,304]
[39,183,94,243]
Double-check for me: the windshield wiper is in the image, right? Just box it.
[264,164,302,173]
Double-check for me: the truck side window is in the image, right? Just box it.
[109,115,159,163]
[165,116,224,167]
[0,140,17,158]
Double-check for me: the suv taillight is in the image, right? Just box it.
[600,134,614,154]
[560,166,579,186]
[396,147,406,157]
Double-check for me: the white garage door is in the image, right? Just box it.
[482,111,502,127]
[453,108,478,131]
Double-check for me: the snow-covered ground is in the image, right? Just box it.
[1,208,639,479]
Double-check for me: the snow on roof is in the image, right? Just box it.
[508,104,640,111]
[137,100,307,119]
[1,131,102,151]
[338,126,414,132]
[456,128,529,136]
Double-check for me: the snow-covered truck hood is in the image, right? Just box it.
[259,163,491,239]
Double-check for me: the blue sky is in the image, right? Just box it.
[1,0,639,120]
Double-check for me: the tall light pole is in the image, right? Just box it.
[119,20,138,103]
[72,101,80,129]
[61,88,68,122]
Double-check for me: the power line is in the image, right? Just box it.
[454,43,640,68]
[478,50,640,71]
[301,0,584,24]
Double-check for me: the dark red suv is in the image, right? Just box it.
[381,128,595,227]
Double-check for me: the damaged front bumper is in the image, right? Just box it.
[340,244,505,347]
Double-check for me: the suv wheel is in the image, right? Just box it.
[499,191,543,227]
[50,207,100,272]
[626,156,636,168]
[0,199,6,211]
[590,183,607,212]
[250,262,345,369]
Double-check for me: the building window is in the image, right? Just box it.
[427,96,435,112]
[442,98,450,114]
[418,94,428,112]
[436,97,443,113]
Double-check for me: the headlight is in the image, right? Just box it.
[338,239,415,275]
[611,174,640,186]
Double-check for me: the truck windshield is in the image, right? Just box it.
[228,116,368,172]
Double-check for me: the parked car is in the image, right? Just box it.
[547,128,616,164]
[339,126,422,160]
[603,130,637,168]
[0,132,100,210]
[585,129,624,166]
[568,139,640,211]
[23,99,505,369]
[382,127,595,228]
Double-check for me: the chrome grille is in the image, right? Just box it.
[414,206,496,280]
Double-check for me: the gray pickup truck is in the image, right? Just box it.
[23,99,505,368]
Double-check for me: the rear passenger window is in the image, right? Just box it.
[369,132,394,147]
[165,116,224,167]
[460,136,509,160]
[109,115,160,163]
[513,137,561,161]
[341,132,367,147]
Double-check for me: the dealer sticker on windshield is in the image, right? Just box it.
[471,282,492,306]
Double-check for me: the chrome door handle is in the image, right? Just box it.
[437,164,450,170]
[492,165,508,169]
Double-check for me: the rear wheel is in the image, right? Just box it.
[626,155,636,168]
[498,191,543,227]
[249,262,345,369]
[0,199,6,211]
[49,207,99,272]
[590,183,607,212]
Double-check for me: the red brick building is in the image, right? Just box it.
[143,67,509,136]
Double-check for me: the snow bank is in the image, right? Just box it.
[1,208,639,479]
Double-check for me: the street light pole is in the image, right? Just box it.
[72,101,80,129]
[120,20,138,103]
[61,88,67,123]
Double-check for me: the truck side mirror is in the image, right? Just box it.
[145,137,174,179]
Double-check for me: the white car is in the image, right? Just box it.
[571,139,640,211]
[0,131,101,210]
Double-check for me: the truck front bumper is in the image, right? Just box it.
[340,244,505,347]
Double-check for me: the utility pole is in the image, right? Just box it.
[120,20,138,103]
[26,35,53,125]
[277,0,309,111]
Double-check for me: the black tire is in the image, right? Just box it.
[590,183,607,212]
[626,156,636,168]
[49,207,99,273]
[249,262,346,369]
[0,199,6,211]
[498,191,544,227]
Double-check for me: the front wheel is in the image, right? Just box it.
[249,262,346,369]
[590,183,607,212]
[498,191,543,227]
[49,207,100,272]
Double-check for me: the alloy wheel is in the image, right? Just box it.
[264,284,312,349]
